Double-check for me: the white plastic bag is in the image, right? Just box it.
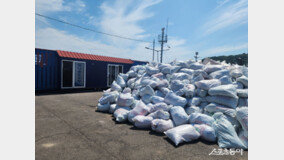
[238,130,248,149]
[236,107,248,136]
[206,95,238,109]
[179,68,194,76]
[127,70,137,78]
[208,84,238,99]
[183,84,195,97]
[117,93,134,107]
[219,75,232,85]
[185,106,202,115]
[164,124,200,146]
[196,88,207,98]
[114,107,131,122]
[171,73,191,81]
[195,79,221,90]
[141,94,152,104]
[133,115,153,129]
[212,112,247,149]
[151,119,174,133]
[116,75,126,88]
[223,113,241,131]
[119,73,129,81]
[97,103,110,112]
[149,102,171,113]
[170,106,189,126]
[237,89,248,98]
[156,79,169,88]
[164,92,187,107]
[176,61,190,68]
[170,80,184,92]
[147,110,170,120]
[189,113,215,127]
[191,74,204,83]
[204,65,223,74]
[146,66,159,75]
[193,70,209,79]
[204,103,236,117]
[98,91,118,104]
[150,96,164,104]
[189,62,204,70]
[188,97,202,106]
[151,72,164,80]
[230,68,243,78]
[111,81,122,92]
[209,69,230,79]
[139,85,155,97]
[109,104,117,113]
[127,78,136,89]
[128,101,150,123]
[122,87,131,94]
[194,124,216,142]
[238,98,248,107]
[140,78,158,88]
[159,87,171,96]
[236,75,248,87]
[233,81,244,89]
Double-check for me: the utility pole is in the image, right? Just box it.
[157,51,159,62]
[145,39,159,62]
[152,39,155,62]
[158,27,167,63]
[194,52,199,62]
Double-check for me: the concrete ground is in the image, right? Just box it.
[36,92,248,160]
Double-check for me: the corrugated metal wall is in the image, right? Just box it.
[35,48,144,91]
[35,49,59,90]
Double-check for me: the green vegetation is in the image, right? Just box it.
[205,53,248,66]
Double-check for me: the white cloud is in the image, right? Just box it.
[35,27,193,63]
[216,0,230,9]
[201,43,248,57]
[159,37,195,63]
[35,27,151,61]
[35,0,194,63]
[202,0,248,36]
[94,0,162,47]
[36,0,85,13]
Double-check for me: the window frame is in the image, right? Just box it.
[107,64,124,87]
[61,60,86,89]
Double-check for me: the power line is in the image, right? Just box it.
[35,13,151,43]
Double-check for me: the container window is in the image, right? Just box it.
[108,64,123,86]
[119,66,123,73]
[74,62,85,87]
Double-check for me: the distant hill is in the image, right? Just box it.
[204,53,248,66]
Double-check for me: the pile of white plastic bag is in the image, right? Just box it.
[97,58,248,149]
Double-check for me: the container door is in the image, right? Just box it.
[62,61,73,88]
[74,62,85,87]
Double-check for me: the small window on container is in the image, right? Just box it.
[35,54,42,65]
[119,65,123,73]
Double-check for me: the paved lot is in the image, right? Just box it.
[36,92,248,160]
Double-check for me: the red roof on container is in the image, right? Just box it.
[56,50,134,64]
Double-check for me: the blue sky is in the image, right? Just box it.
[35,0,248,62]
